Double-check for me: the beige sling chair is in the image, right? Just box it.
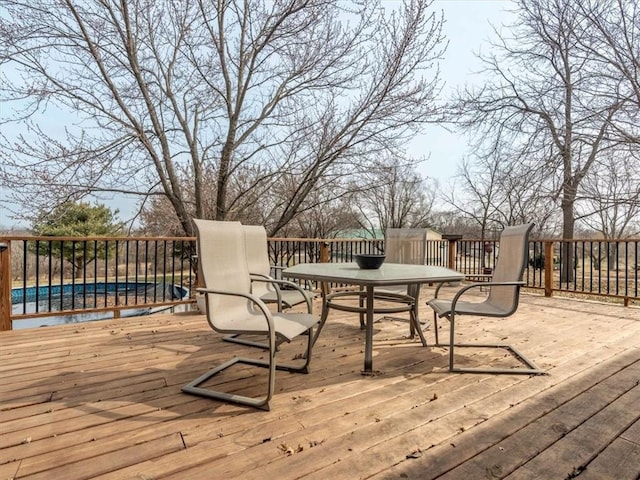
[427,223,544,374]
[321,228,429,347]
[223,224,314,349]
[182,220,318,410]
[376,228,429,343]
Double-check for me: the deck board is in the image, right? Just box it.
[577,437,640,480]
[1,288,639,479]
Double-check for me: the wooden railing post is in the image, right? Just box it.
[319,241,330,296]
[319,242,329,263]
[544,240,554,298]
[447,240,457,270]
[0,242,12,331]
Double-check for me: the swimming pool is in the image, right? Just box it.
[11,282,190,329]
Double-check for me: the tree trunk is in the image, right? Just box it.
[216,141,234,221]
[561,194,575,283]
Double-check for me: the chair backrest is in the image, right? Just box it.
[384,228,428,265]
[487,223,534,313]
[193,219,251,331]
[242,224,272,297]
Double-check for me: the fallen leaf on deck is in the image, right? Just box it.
[406,449,422,459]
[278,443,294,455]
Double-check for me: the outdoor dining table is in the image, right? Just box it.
[283,262,465,374]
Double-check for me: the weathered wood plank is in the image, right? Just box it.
[16,432,185,480]
[0,460,20,480]
[0,293,638,480]
[0,396,209,469]
[576,438,640,480]
[441,356,640,479]
[621,416,640,443]
[163,325,631,480]
[370,348,640,480]
[15,424,188,477]
[504,385,640,479]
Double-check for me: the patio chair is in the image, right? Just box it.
[426,223,544,374]
[223,224,314,349]
[326,228,429,346]
[182,219,318,410]
[372,228,429,343]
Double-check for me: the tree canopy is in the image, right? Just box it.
[449,0,639,276]
[0,0,446,236]
[31,202,123,275]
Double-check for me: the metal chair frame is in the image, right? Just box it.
[428,223,544,375]
[183,220,318,410]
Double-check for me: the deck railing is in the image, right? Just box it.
[523,239,639,304]
[1,235,637,330]
[0,236,195,330]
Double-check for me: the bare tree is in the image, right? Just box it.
[441,154,505,244]
[453,0,624,281]
[576,0,640,141]
[442,149,562,239]
[287,194,362,239]
[352,156,436,235]
[0,0,446,237]
[493,158,560,233]
[576,149,640,239]
[136,155,363,237]
[428,211,479,237]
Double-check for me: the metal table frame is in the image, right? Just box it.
[283,263,465,373]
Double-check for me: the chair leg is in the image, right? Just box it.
[277,327,313,374]
[183,328,314,410]
[445,342,544,375]
[182,356,275,410]
[448,313,456,370]
[409,308,428,346]
[433,312,544,375]
[359,289,365,329]
[309,301,331,350]
[408,285,427,339]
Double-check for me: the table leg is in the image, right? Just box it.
[364,285,374,373]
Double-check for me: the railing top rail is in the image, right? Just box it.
[1,236,386,243]
[2,235,639,244]
[268,237,383,243]
[0,235,195,242]
[459,237,640,242]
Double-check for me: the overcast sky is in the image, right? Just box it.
[409,0,515,185]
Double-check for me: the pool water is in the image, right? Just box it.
[12,282,189,329]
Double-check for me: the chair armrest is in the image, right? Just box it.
[250,277,313,313]
[271,265,285,280]
[196,287,274,330]
[433,281,447,298]
[433,276,466,298]
[247,274,288,312]
[249,273,271,280]
[449,281,525,310]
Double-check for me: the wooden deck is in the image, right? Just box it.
[1,287,639,479]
